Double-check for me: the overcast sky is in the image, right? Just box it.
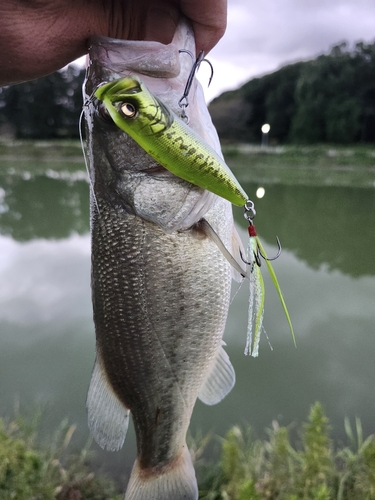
[200,0,375,101]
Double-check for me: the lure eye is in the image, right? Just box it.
[121,102,137,118]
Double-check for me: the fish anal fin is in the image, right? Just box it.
[198,344,235,405]
[86,354,130,451]
[125,446,198,500]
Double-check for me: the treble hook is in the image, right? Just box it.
[259,236,282,261]
[240,236,282,268]
[178,49,214,121]
[240,248,262,268]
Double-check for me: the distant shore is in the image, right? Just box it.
[1,140,375,188]
[224,143,375,189]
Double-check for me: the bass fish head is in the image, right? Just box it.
[83,20,228,232]
[84,73,216,233]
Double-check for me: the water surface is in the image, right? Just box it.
[1,157,375,484]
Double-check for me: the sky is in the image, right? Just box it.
[74,0,375,102]
[199,0,375,101]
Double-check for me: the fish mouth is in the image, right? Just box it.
[141,165,172,176]
[141,166,195,185]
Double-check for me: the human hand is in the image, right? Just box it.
[0,0,227,86]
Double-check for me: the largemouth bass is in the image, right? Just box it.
[83,18,244,500]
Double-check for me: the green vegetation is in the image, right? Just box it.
[1,404,375,499]
[222,144,375,189]
[0,414,121,500]
[209,41,375,145]
[0,138,84,173]
[197,403,375,500]
[0,66,85,140]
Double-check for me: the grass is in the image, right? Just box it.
[0,138,84,174]
[1,140,373,168]
[197,403,375,499]
[222,144,375,168]
[1,140,375,187]
[0,411,121,500]
[1,403,375,499]
[222,144,375,188]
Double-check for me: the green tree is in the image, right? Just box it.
[210,40,375,144]
[290,41,375,144]
[325,97,361,142]
[0,65,85,139]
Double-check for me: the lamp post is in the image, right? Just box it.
[261,123,270,148]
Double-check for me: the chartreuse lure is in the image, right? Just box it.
[94,76,248,206]
[94,76,295,355]
[242,201,295,357]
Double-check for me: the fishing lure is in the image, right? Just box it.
[242,200,295,357]
[94,76,248,207]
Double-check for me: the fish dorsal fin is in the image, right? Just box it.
[198,344,235,405]
[87,354,130,451]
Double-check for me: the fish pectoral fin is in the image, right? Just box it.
[198,343,235,406]
[198,218,248,281]
[231,226,247,282]
[86,354,130,451]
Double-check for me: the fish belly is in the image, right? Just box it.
[89,196,232,499]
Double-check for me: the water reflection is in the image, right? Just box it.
[236,183,375,277]
[0,172,89,240]
[0,167,375,483]
[1,174,374,279]
[0,234,91,329]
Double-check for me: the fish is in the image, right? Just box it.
[83,18,245,500]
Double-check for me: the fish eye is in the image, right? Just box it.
[98,103,113,122]
[120,102,137,118]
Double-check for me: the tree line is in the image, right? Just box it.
[1,40,375,143]
[209,40,375,144]
[0,65,86,139]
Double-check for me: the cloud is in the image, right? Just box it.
[202,0,375,101]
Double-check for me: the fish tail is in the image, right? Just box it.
[124,445,198,500]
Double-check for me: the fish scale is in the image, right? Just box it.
[91,195,231,468]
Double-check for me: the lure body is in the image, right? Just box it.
[95,77,248,207]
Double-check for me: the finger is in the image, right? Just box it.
[143,2,180,44]
[179,0,227,54]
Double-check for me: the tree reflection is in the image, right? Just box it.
[0,174,89,240]
[1,174,374,278]
[234,183,375,278]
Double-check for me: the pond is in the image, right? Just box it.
[1,148,375,485]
